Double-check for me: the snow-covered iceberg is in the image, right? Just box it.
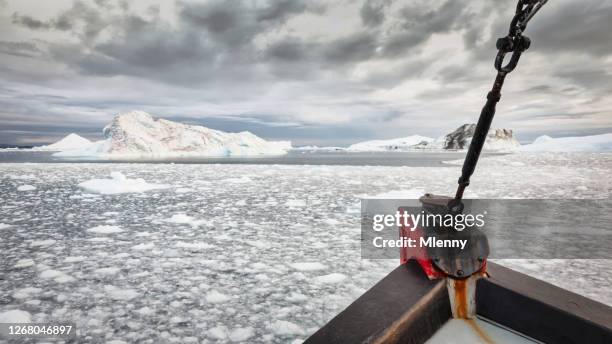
[36,133,92,151]
[292,145,346,151]
[55,111,292,158]
[520,133,612,152]
[345,124,519,152]
[347,135,434,152]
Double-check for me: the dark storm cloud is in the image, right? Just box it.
[8,0,477,87]
[528,2,612,56]
[11,13,53,30]
[179,0,313,47]
[12,1,118,40]
[265,38,309,62]
[380,0,471,57]
[360,0,391,28]
[9,0,325,87]
[323,31,378,64]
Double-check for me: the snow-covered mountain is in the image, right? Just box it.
[37,133,92,151]
[521,133,612,152]
[439,124,520,151]
[347,135,434,152]
[55,111,291,158]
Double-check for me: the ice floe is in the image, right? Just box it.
[0,309,31,323]
[78,172,169,194]
[17,184,36,191]
[87,225,123,234]
[315,273,347,284]
[290,262,328,271]
[206,290,231,304]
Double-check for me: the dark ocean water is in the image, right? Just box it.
[0,150,484,167]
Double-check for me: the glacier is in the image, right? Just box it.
[54,111,292,158]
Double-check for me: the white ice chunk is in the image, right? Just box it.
[208,326,228,340]
[39,269,75,283]
[30,239,56,247]
[87,225,123,234]
[206,290,230,304]
[64,256,86,263]
[285,199,306,207]
[268,320,305,336]
[175,242,214,251]
[104,285,139,300]
[315,273,347,284]
[0,310,31,323]
[94,267,121,276]
[132,243,154,250]
[78,172,169,194]
[14,259,35,268]
[17,185,36,191]
[228,327,255,342]
[290,262,327,271]
[13,287,43,299]
[163,214,208,227]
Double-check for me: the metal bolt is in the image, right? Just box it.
[456,270,464,276]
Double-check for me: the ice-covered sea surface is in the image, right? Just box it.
[1,152,611,343]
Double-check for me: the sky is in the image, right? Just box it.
[1,0,611,146]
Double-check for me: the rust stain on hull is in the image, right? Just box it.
[465,319,496,344]
[453,278,469,318]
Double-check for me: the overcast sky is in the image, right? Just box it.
[1,0,611,146]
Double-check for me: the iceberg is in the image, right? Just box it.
[439,124,520,152]
[35,133,92,151]
[345,124,520,152]
[55,111,291,158]
[347,135,434,152]
[520,133,612,152]
[292,145,346,151]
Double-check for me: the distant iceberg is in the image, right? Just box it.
[55,111,292,158]
[438,124,520,152]
[345,124,521,152]
[347,135,434,152]
[292,145,346,151]
[521,133,612,152]
[37,133,92,151]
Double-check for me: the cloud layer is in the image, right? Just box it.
[1,0,611,145]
